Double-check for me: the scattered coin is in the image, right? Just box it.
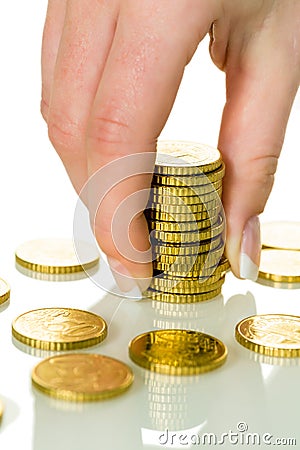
[235,314,300,357]
[0,278,10,306]
[261,221,300,250]
[258,249,300,283]
[15,238,99,275]
[32,353,134,401]
[129,329,227,374]
[12,308,107,351]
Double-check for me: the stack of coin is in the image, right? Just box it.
[144,141,229,303]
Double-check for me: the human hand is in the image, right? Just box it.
[41,0,300,292]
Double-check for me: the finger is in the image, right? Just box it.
[86,1,215,291]
[219,19,300,280]
[41,0,67,121]
[47,0,118,193]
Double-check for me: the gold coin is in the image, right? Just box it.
[152,236,223,256]
[154,256,229,279]
[32,353,134,401]
[149,188,222,206]
[146,205,221,223]
[148,215,220,232]
[144,287,222,303]
[149,278,225,295]
[15,238,99,274]
[153,163,225,187]
[151,273,224,290]
[12,308,107,351]
[258,249,300,283]
[261,221,300,250]
[151,180,223,197]
[153,244,224,266]
[235,314,300,357]
[155,141,222,175]
[151,216,224,244]
[129,329,227,374]
[0,278,10,306]
[0,399,3,422]
[148,198,221,214]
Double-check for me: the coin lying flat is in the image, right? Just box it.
[129,329,227,374]
[147,205,221,223]
[155,141,222,175]
[32,353,134,401]
[0,278,10,306]
[143,288,222,303]
[12,308,107,351]
[15,238,99,274]
[152,163,225,187]
[152,180,223,197]
[149,188,222,206]
[235,314,300,357]
[258,249,300,283]
[151,236,223,256]
[261,221,300,250]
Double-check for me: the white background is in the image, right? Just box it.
[0,2,300,450]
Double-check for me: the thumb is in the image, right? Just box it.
[219,36,300,280]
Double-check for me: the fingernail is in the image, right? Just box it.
[107,257,141,294]
[239,216,261,281]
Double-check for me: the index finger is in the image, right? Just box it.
[86,1,216,291]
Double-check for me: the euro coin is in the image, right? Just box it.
[12,308,107,351]
[146,205,221,223]
[148,215,220,232]
[32,353,134,401]
[152,163,225,187]
[153,256,229,279]
[150,274,224,290]
[151,236,223,255]
[149,278,225,295]
[155,141,222,175]
[147,199,221,214]
[151,180,222,196]
[258,249,300,283]
[148,188,222,206]
[0,278,10,306]
[261,221,300,250]
[15,238,99,274]
[129,329,227,374]
[153,243,224,265]
[143,287,222,303]
[235,314,300,357]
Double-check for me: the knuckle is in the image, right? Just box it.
[88,107,131,146]
[47,112,83,156]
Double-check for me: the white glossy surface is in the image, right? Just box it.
[0,2,300,449]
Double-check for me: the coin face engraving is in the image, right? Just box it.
[12,308,107,350]
[156,141,221,168]
[129,329,227,375]
[236,315,300,357]
[32,354,133,401]
[240,316,300,348]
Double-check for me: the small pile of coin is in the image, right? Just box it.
[144,141,229,303]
